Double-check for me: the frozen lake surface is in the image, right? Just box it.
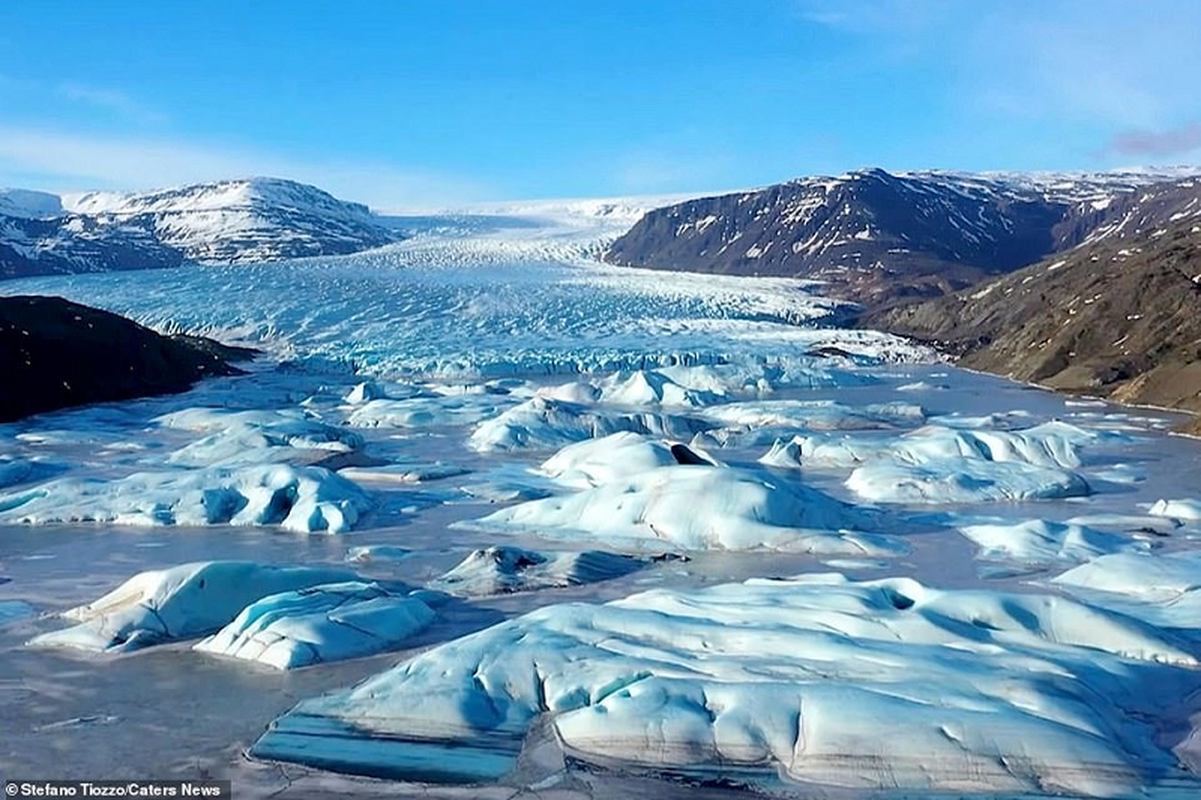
[2,212,1201,798]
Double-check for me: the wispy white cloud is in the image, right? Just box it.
[797,1,1201,136]
[55,83,168,125]
[0,126,491,209]
[961,9,1196,131]
[797,0,953,36]
[0,73,168,125]
[610,149,728,195]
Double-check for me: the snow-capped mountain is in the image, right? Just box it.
[0,188,63,219]
[604,167,1201,307]
[0,178,400,278]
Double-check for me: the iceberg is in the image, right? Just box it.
[428,545,647,597]
[531,362,869,410]
[468,396,713,453]
[195,581,435,670]
[345,545,412,564]
[1052,551,1201,630]
[465,465,902,555]
[846,459,1091,503]
[343,381,385,404]
[566,369,726,408]
[29,561,354,652]
[338,462,470,485]
[763,421,1101,471]
[156,408,363,467]
[703,399,926,432]
[0,463,372,533]
[538,431,714,489]
[253,574,1199,796]
[346,394,507,429]
[1150,498,1201,522]
[957,518,1149,568]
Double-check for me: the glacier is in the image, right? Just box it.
[1,202,1200,799]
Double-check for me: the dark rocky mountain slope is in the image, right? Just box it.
[0,213,187,278]
[606,168,1199,308]
[0,295,254,421]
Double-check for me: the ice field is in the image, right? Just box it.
[2,209,1201,798]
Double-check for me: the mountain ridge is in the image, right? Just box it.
[604,167,1201,307]
[0,177,400,278]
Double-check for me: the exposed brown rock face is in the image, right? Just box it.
[867,218,1201,418]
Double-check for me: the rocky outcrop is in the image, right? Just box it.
[0,295,255,422]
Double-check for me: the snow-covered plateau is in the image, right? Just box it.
[1,205,1201,799]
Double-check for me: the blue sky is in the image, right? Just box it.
[1,0,1200,208]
